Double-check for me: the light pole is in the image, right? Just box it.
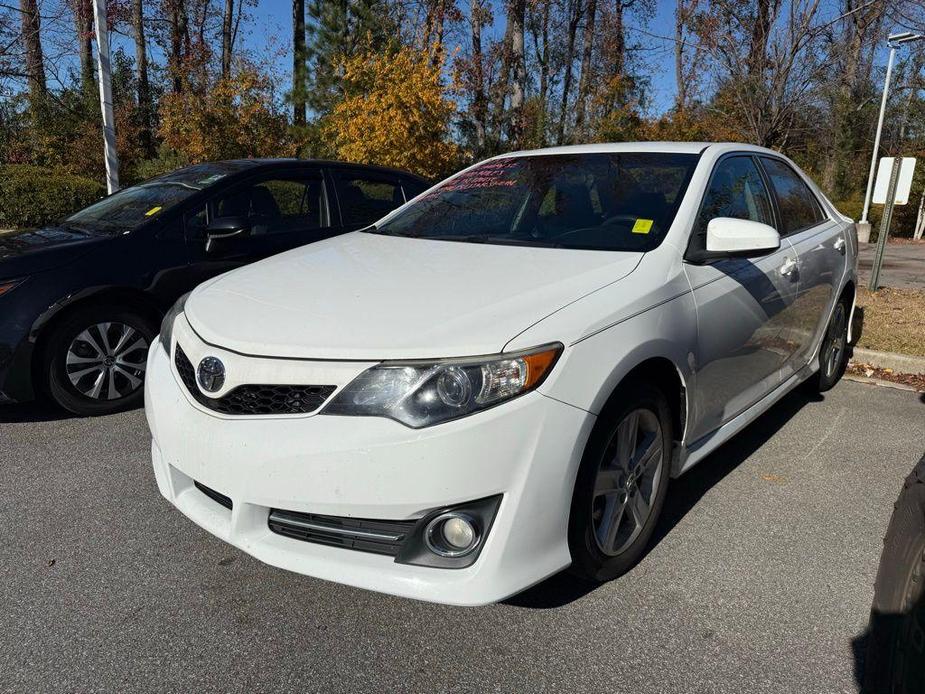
[92,0,119,194]
[859,32,924,237]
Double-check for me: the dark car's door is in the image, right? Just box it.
[182,165,334,286]
[329,168,412,231]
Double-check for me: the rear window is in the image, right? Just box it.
[760,158,826,234]
[334,174,405,227]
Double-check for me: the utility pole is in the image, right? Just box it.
[92,0,119,194]
[859,32,924,241]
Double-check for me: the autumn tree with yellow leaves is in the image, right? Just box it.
[322,46,460,180]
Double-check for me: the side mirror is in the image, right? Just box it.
[205,216,250,252]
[706,217,780,256]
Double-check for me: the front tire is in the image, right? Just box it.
[568,380,673,582]
[43,305,156,416]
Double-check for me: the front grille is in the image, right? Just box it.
[268,508,417,557]
[174,345,336,416]
[195,481,233,510]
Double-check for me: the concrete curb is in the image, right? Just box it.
[849,347,925,375]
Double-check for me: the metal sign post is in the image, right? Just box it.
[92,0,119,194]
[868,157,902,291]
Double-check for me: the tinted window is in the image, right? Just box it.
[213,175,327,235]
[690,156,774,256]
[401,178,430,200]
[372,153,699,252]
[335,174,405,227]
[760,158,825,234]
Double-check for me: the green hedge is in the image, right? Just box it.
[0,165,105,229]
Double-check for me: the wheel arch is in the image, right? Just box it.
[30,286,164,392]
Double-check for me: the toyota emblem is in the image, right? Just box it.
[196,356,226,393]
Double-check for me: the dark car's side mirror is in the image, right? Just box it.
[205,216,251,252]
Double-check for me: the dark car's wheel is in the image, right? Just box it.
[568,379,673,582]
[864,455,925,693]
[43,305,156,416]
[808,294,850,393]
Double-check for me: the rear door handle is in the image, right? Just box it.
[834,237,846,254]
[779,257,798,277]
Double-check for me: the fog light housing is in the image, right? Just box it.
[394,495,501,569]
[426,513,479,557]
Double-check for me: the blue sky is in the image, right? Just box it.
[103,0,894,117]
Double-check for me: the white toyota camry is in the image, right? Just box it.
[146,143,857,605]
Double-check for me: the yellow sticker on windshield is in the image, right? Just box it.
[145,206,162,217]
[632,218,653,234]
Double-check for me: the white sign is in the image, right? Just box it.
[873,157,916,205]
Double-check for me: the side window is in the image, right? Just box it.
[212,174,327,236]
[690,156,775,254]
[334,173,405,227]
[401,178,429,200]
[759,157,826,235]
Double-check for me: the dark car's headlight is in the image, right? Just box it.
[159,292,190,353]
[322,343,562,428]
[0,278,26,297]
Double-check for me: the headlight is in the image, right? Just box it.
[0,278,26,297]
[158,292,190,353]
[322,343,562,428]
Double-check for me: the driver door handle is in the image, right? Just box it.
[779,257,798,277]
[834,237,846,254]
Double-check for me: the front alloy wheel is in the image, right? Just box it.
[65,322,148,401]
[569,380,672,582]
[592,409,664,556]
[45,305,156,416]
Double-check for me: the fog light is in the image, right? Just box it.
[425,512,480,557]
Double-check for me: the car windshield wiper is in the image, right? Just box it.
[427,234,563,248]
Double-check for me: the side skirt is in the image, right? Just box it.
[672,363,816,477]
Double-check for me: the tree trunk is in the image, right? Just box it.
[222,0,234,78]
[292,0,306,126]
[75,0,94,93]
[132,0,153,155]
[168,0,188,93]
[469,0,487,150]
[747,0,778,77]
[508,0,526,145]
[674,0,687,111]
[19,0,46,108]
[573,0,598,134]
[555,0,581,145]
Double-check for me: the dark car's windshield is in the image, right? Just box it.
[371,153,699,251]
[63,162,252,234]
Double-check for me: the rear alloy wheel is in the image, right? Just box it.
[45,306,156,416]
[569,380,672,582]
[809,295,850,393]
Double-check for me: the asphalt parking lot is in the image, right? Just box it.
[2,380,924,693]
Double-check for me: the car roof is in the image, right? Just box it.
[213,158,429,182]
[493,142,782,158]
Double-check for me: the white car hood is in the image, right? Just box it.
[185,232,642,360]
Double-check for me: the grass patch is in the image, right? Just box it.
[855,287,925,357]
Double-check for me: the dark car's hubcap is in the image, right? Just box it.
[592,408,663,556]
[66,322,148,400]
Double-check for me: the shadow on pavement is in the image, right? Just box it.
[0,401,77,423]
[507,387,820,610]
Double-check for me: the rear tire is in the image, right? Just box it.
[864,455,925,693]
[43,305,156,416]
[568,379,673,582]
[808,293,850,393]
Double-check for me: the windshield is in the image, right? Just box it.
[372,153,700,251]
[63,162,252,234]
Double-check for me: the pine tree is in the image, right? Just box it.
[304,0,396,115]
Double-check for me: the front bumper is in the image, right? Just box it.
[145,338,594,606]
